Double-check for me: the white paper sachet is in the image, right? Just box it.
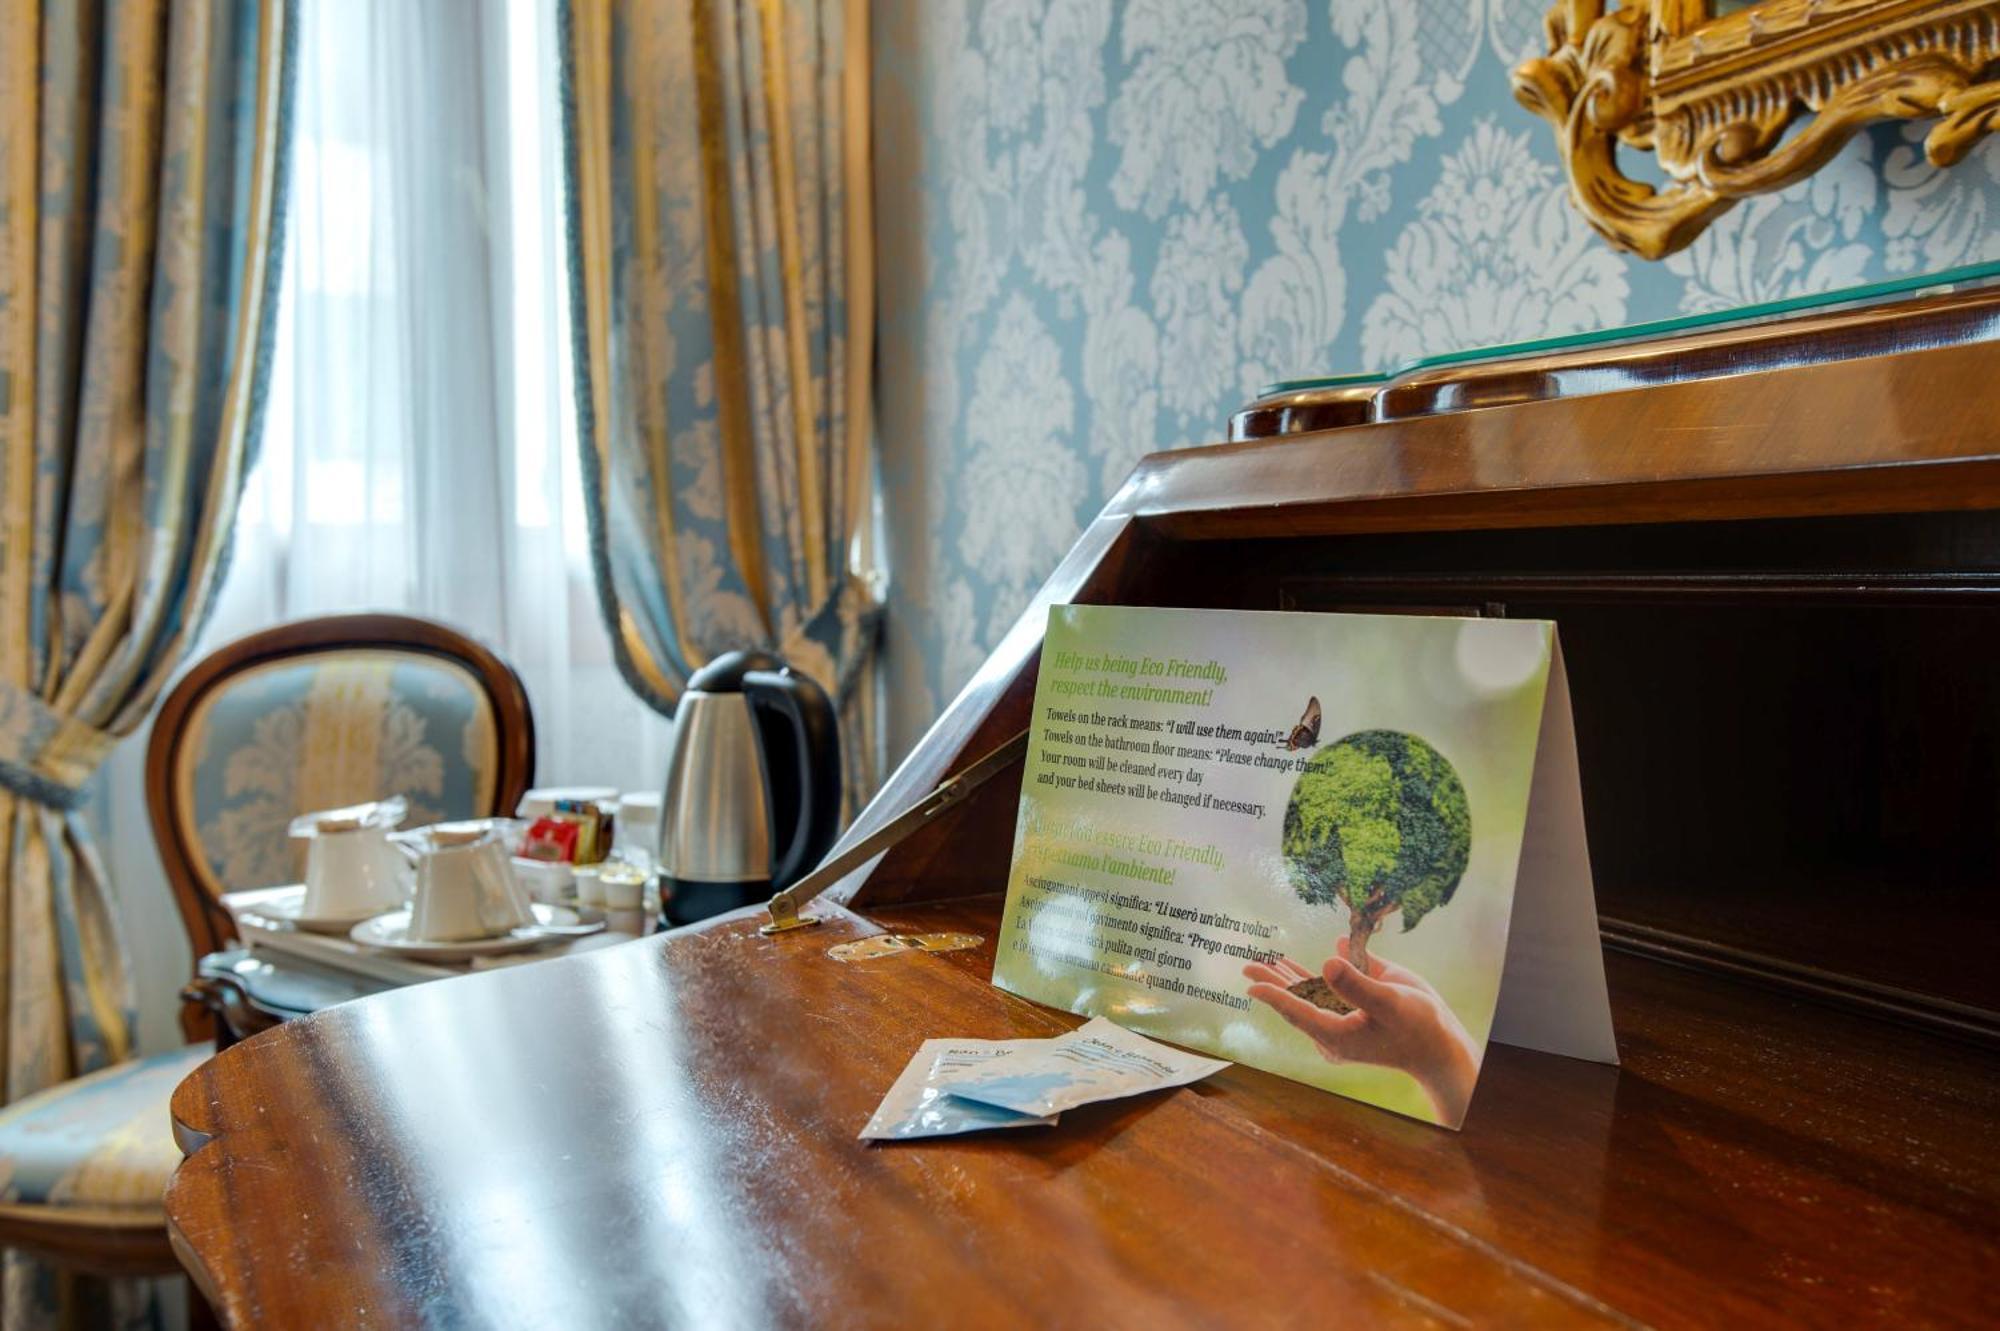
[859,1038,1061,1141]
[935,1016,1230,1117]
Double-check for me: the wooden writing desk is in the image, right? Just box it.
[170,286,2000,1326]
[167,898,1998,1327]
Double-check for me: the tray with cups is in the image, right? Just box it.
[265,799,609,967]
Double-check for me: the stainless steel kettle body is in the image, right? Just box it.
[659,691,773,882]
[657,651,842,924]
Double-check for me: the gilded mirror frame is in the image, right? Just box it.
[1513,0,2000,259]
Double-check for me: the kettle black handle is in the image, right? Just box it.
[742,667,842,891]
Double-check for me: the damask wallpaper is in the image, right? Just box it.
[872,0,2000,758]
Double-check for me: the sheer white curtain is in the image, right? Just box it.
[102,0,671,1052]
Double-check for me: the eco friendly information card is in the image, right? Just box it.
[993,605,1617,1128]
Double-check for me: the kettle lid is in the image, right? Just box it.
[685,649,785,694]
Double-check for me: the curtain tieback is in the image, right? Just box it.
[0,683,118,811]
[778,572,886,705]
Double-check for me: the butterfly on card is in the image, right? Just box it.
[1283,696,1321,751]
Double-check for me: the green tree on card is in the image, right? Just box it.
[1281,730,1472,974]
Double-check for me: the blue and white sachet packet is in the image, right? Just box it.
[935,1016,1230,1117]
[860,1038,1060,1140]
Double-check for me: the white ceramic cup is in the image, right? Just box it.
[405,823,536,942]
[300,808,412,921]
[511,856,574,905]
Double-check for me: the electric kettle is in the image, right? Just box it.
[658,650,842,924]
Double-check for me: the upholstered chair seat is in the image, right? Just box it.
[0,1046,207,1234]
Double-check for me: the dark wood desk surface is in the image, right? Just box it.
[167,897,2000,1329]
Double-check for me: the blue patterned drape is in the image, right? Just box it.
[561,0,883,805]
[0,0,290,1112]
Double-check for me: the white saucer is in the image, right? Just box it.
[257,888,405,936]
[348,903,605,960]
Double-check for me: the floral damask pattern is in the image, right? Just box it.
[212,706,307,888]
[1665,139,1879,313]
[188,656,497,893]
[874,0,2000,756]
[1881,124,2000,276]
[1108,0,1306,218]
[1361,119,1626,369]
[961,296,1086,641]
[563,0,883,808]
[1152,199,1250,421]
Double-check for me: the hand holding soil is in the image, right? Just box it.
[1243,938,1480,1124]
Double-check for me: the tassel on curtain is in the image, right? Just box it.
[0,0,290,1127]
[560,0,884,809]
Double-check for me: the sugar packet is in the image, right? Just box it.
[859,1038,1060,1141]
[935,1016,1230,1117]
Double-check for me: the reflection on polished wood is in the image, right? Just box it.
[1229,283,2000,440]
[172,301,2000,1326]
[168,899,2000,1328]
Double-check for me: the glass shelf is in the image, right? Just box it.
[1260,259,2000,397]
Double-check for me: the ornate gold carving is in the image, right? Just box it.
[1513,0,2000,259]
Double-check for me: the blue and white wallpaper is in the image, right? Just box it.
[873,0,2000,757]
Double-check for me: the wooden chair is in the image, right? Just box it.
[0,615,535,1326]
[148,613,537,1035]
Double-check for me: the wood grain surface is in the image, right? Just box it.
[167,896,2000,1329]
